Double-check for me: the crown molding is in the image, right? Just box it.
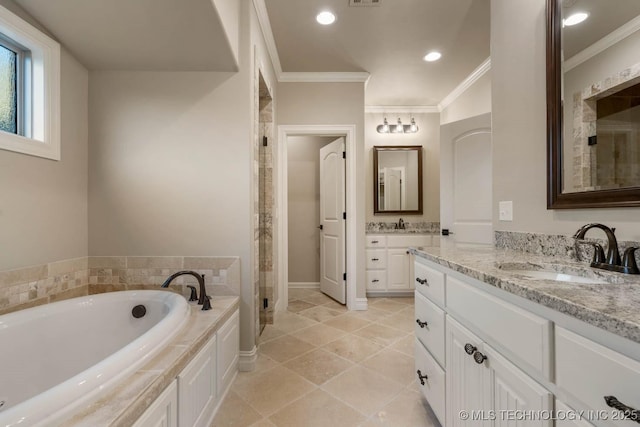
[365,105,440,114]
[252,0,282,76]
[279,72,371,83]
[438,57,491,111]
[564,15,640,72]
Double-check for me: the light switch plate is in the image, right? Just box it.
[499,201,513,221]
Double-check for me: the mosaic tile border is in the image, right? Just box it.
[366,221,440,234]
[0,256,240,316]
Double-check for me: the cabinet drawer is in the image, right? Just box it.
[387,234,431,248]
[366,270,386,290]
[413,259,445,307]
[366,249,387,269]
[556,400,596,427]
[556,327,640,427]
[366,235,386,248]
[447,276,552,379]
[415,339,446,425]
[415,291,445,366]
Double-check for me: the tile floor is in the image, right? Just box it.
[212,289,440,427]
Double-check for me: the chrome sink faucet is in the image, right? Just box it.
[573,223,639,275]
[161,270,212,310]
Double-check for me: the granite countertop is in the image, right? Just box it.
[411,241,640,344]
[63,296,240,427]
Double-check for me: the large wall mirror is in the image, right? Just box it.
[373,146,423,214]
[547,0,640,208]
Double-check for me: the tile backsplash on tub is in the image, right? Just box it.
[0,256,240,315]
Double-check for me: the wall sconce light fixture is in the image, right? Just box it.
[376,116,419,134]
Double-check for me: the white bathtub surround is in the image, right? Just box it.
[0,290,190,426]
[0,256,240,315]
[64,295,239,426]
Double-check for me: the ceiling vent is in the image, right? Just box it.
[349,0,381,7]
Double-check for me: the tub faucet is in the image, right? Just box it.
[161,271,212,310]
[573,223,639,275]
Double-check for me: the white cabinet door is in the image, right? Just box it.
[556,400,596,427]
[178,335,217,427]
[446,317,490,427]
[387,248,411,290]
[133,380,178,427]
[484,344,553,427]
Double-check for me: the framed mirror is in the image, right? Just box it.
[373,145,423,214]
[547,0,640,208]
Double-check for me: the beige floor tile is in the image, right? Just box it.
[248,420,276,427]
[322,334,385,363]
[290,323,347,346]
[353,324,408,347]
[232,365,316,417]
[362,348,415,386]
[211,391,262,427]
[380,311,416,333]
[322,365,405,416]
[322,299,349,312]
[298,305,343,322]
[347,306,393,322]
[288,288,317,299]
[393,297,415,305]
[358,420,381,427]
[259,335,316,363]
[269,389,366,427]
[368,298,407,313]
[258,325,286,343]
[272,311,318,334]
[390,334,415,357]
[254,353,280,371]
[300,292,335,305]
[323,314,370,332]
[370,389,440,427]
[286,299,316,313]
[283,348,353,385]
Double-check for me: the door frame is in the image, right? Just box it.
[276,125,357,311]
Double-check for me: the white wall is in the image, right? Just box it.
[88,0,278,354]
[287,136,334,283]
[491,0,640,241]
[440,72,492,125]
[277,82,366,298]
[0,0,88,271]
[365,112,440,222]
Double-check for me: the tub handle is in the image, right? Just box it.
[187,285,198,301]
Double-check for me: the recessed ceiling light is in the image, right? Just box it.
[316,11,336,25]
[563,12,588,27]
[423,51,442,62]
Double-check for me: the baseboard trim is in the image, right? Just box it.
[239,346,257,372]
[353,297,368,311]
[366,290,414,298]
[288,282,320,289]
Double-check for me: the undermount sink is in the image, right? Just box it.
[497,263,609,284]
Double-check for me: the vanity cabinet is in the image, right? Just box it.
[366,234,432,295]
[414,255,640,427]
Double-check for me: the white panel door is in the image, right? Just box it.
[319,137,346,304]
[441,114,493,244]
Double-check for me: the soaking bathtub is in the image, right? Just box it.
[0,290,190,427]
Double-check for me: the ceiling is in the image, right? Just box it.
[563,0,640,59]
[264,0,490,107]
[14,0,238,71]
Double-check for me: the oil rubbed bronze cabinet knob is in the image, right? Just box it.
[416,277,428,285]
[474,351,488,364]
[464,343,477,355]
[604,396,640,423]
[416,319,428,328]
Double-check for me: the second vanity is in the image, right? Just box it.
[412,242,640,427]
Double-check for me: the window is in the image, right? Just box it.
[0,6,60,160]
